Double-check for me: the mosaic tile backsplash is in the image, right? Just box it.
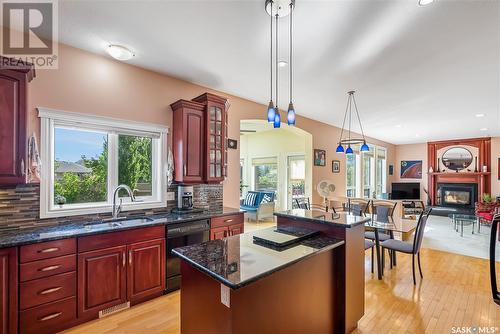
[0,183,223,229]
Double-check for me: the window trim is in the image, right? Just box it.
[38,107,169,219]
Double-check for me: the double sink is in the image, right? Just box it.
[38,216,154,238]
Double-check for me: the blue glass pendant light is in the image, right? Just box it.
[273,108,281,128]
[336,91,369,154]
[287,102,295,125]
[267,101,276,122]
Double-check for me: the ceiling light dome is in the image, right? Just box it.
[418,0,434,6]
[107,44,135,61]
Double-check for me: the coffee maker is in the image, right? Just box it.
[177,185,193,210]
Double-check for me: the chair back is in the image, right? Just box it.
[351,204,365,216]
[294,197,310,210]
[412,209,432,253]
[372,201,397,223]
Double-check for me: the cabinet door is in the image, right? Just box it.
[0,71,27,185]
[127,239,165,304]
[210,226,227,240]
[0,247,17,334]
[78,246,127,319]
[183,109,204,183]
[228,223,243,237]
[206,103,225,183]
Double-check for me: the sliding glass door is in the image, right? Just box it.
[346,145,387,199]
[287,155,306,209]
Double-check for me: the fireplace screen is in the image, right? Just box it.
[443,190,471,205]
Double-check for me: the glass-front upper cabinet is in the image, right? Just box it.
[192,93,228,183]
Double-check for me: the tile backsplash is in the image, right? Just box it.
[0,183,223,229]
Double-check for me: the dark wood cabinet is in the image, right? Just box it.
[0,61,35,186]
[170,100,205,183]
[171,93,229,184]
[77,227,165,320]
[0,247,18,334]
[210,213,244,240]
[192,93,229,183]
[127,239,165,305]
[210,226,228,240]
[77,245,127,319]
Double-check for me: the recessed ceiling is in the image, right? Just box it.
[54,0,499,144]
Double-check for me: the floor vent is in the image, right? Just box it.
[98,301,130,318]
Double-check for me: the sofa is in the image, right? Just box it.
[240,191,276,222]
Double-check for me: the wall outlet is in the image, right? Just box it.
[220,284,230,308]
[166,192,175,201]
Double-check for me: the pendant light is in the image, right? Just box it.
[264,0,296,128]
[336,91,369,154]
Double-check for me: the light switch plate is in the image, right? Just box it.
[166,192,175,201]
[220,284,230,308]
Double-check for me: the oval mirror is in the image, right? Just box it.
[442,147,473,171]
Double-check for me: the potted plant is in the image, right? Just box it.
[483,193,493,204]
[55,195,66,208]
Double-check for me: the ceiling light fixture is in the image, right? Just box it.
[336,91,369,154]
[107,44,135,61]
[480,128,488,131]
[395,124,402,128]
[265,0,296,128]
[418,0,434,6]
[475,113,485,118]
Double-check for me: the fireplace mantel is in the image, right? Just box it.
[427,137,491,206]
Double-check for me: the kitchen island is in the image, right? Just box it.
[173,209,369,334]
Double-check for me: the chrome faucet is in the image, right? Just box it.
[111,184,136,219]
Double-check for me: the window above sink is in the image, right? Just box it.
[38,108,169,218]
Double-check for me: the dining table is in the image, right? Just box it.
[365,217,418,280]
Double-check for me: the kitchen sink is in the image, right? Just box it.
[85,216,154,227]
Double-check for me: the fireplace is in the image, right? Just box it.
[436,183,477,209]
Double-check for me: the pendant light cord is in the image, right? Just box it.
[289,1,293,103]
[270,1,273,102]
[352,94,366,141]
[348,94,352,143]
[339,93,350,142]
[275,13,279,109]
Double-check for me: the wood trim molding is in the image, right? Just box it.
[427,137,491,205]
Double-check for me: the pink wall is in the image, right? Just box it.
[24,42,396,209]
[491,137,500,198]
[394,143,428,201]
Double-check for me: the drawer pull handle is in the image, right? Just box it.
[39,312,62,321]
[224,219,233,223]
[39,265,60,272]
[39,287,62,295]
[38,247,59,254]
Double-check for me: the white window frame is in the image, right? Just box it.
[346,143,387,198]
[38,107,169,219]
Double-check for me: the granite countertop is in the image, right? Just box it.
[274,209,370,228]
[172,226,344,289]
[0,207,243,249]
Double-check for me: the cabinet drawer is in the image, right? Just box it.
[20,254,76,282]
[20,296,77,334]
[211,213,244,229]
[20,271,76,310]
[20,238,76,263]
[78,226,165,252]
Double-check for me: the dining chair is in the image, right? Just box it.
[294,197,332,212]
[380,209,432,285]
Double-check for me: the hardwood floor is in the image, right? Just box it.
[61,248,499,334]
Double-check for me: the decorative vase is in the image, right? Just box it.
[436,158,441,172]
[482,165,488,173]
[474,157,478,172]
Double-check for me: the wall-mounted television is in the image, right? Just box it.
[391,182,420,200]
